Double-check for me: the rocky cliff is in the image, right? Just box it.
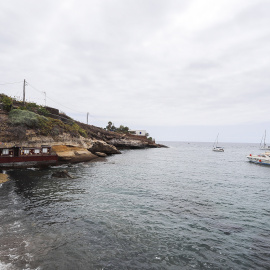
[0,95,167,163]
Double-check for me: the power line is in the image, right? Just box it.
[26,82,85,114]
[1,79,104,123]
[26,82,43,94]
[0,81,23,85]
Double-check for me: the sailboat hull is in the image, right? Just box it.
[213,148,224,152]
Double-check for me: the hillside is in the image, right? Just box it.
[0,94,166,163]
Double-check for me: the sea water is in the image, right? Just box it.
[0,142,269,269]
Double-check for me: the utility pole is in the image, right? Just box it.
[43,91,46,106]
[87,112,89,125]
[23,79,26,105]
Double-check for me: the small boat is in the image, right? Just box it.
[247,152,270,165]
[0,145,58,168]
[212,133,224,152]
[260,130,270,150]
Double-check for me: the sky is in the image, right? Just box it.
[0,0,270,142]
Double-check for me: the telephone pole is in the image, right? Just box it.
[43,91,46,106]
[23,79,26,105]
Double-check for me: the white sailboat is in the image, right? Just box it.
[260,130,270,150]
[212,133,224,152]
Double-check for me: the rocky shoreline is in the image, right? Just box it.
[0,105,167,167]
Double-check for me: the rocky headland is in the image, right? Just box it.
[0,94,167,166]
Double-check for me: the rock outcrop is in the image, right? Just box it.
[88,140,120,155]
[109,138,149,149]
[95,152,107,157]
[0,96,167,166]
[0,173,9,184]
[51,170,73,178]
[52,145,98,163]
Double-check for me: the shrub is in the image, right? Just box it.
[38,117,64,136]
[1,96,13,111]
[25,102,39,111]
[9,109,42,127]
[8,107,88,138]
[78,128,87,138]
[37,107,50,117]
[65,122,87,138]
[37,117,87,138]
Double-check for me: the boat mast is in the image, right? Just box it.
[213,133,219,148]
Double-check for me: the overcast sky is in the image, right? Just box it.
[1,0,270,142]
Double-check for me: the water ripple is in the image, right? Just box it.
[0,142,270,269]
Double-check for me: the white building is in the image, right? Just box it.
[129,130,147,136]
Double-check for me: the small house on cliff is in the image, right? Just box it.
[129,130,147,136]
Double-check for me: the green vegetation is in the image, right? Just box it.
[37,106,50,117]
[9,109,45,128]
[8,108,87,138]
[117,125,129,133]
[1,95,13,111]
[0,93,89,138]
[37,116,64,135]
[105,121,129,133]
[16,102,50,117]
[105,121,152,140]
[106,121,115,131]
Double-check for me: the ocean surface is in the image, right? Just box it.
[0,142,270,270]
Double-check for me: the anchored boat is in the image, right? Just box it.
[0,145,58,168]
[212,133,224,152]
[246,152,270,165]
[260,130,270,150]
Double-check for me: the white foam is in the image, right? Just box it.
[23,241,30,247]
[0,261,13,270]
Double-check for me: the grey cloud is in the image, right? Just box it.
[1,0,270,140]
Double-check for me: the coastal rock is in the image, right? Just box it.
[52,145,98,163]
[0,173,9,184]
[0,105,168,168]
[109,138,149,149]
[52,170,73,178]
[88,140,121,155]
[95,152,107,157]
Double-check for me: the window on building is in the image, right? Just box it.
[2,149,9,155]
[24,150,30,154]
[34,149,40,154]
[42,148,48,153]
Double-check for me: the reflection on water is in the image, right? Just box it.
[0,143,270,269]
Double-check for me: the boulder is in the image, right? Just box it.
[52,145,98,163]
[95,152,107,157]
[109,138,148,149]
[88,140,121,155]
[0,173,9,184]
[52,170,73,178]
